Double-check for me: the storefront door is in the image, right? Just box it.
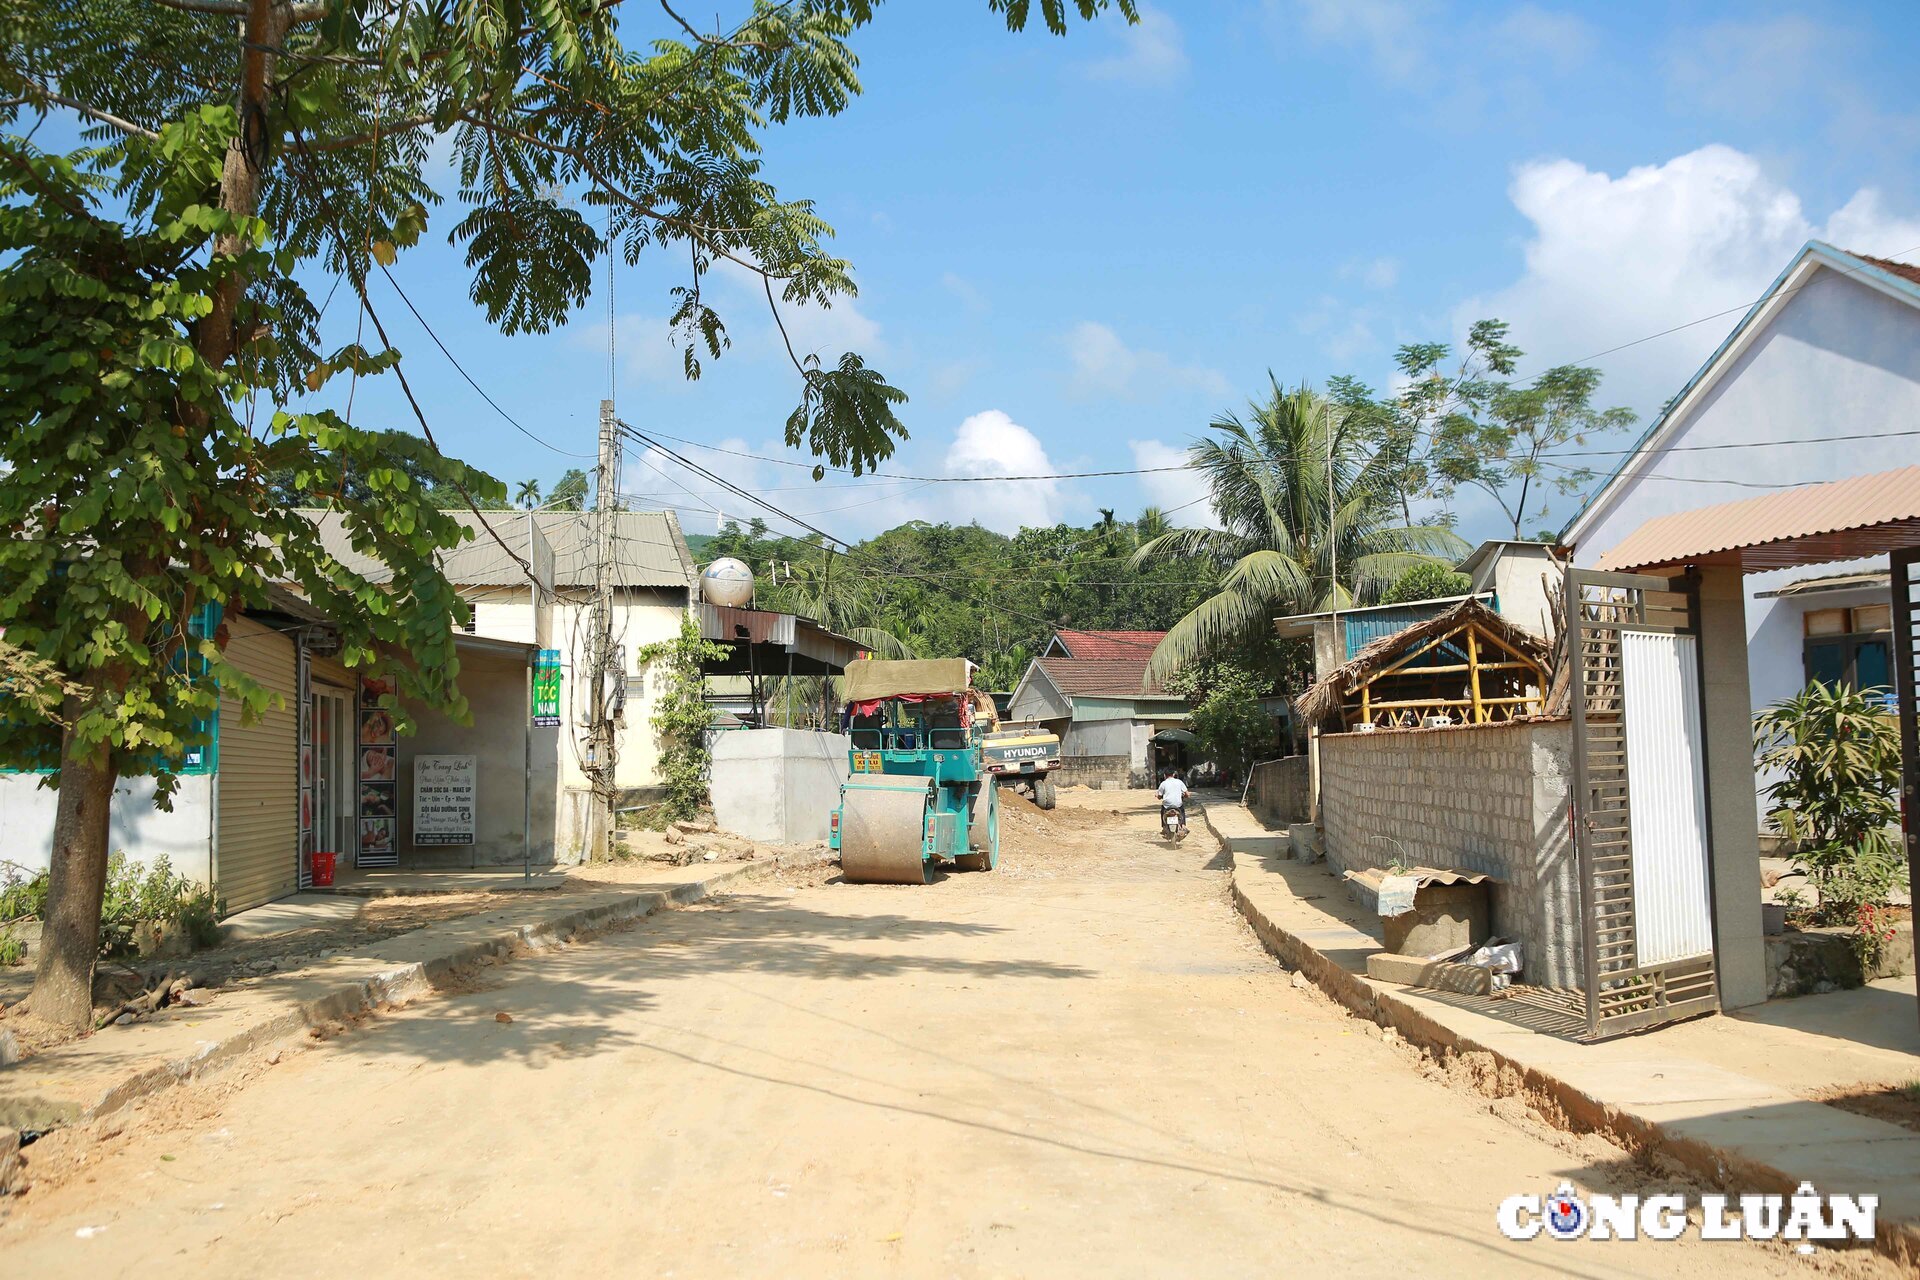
[313,687,353,858]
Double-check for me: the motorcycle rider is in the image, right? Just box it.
[1156,767,1188,836]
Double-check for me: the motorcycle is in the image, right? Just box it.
[1161,805,1188,842]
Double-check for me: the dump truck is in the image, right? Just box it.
[982,724,1060,810]
[830,658,999,884]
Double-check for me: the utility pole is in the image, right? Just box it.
[588,399,621,860]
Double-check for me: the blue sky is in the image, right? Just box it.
[285,0,1920,543]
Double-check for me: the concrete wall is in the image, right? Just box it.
[394,647,559,869]
[0,772,214,886]
[1484,547,1561,639]
[709,728,850,845]
[1318,720,1581,989]
[1247,757,1311,826]
[1055,755,1132,788]
[548,591,688,792]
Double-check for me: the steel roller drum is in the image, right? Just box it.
[839,781,933,884]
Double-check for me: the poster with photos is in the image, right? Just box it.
[355,677,399,867]
[297,645,314,885]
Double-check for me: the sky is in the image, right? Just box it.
[275,1,1920,544]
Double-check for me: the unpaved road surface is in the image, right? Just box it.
[0,792,1894,1278]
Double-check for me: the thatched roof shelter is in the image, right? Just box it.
[1294,597,1553,731]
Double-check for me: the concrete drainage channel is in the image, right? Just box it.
[1191,805,1919,1269]
[0,852,830,1162]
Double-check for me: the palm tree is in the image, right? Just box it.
[1134,506,1172,546]
[759,550,914,728]
[514,478,541,509]
[1131,378,1468,684]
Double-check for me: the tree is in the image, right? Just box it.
[3,1,1132,1028]
[1379,562,1472,605]
[1430,362,1636,538]
[5,0,1130,476]
[1130,380,1468,684]
[1753,680,1905,927]
[636,615,730,824]
[515,479,542,510]
[548,469,590,511]
[0,142,493,1029]
[1164,658,1275,783]
[1328,320,1521,524]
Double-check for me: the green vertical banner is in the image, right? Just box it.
[533,649,562,726]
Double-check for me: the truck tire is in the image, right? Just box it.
[1035,775,1057,811]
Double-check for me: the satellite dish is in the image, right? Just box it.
[701,557,754,608]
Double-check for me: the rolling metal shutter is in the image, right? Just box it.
[216,617,299,912]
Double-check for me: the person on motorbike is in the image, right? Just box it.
[1156,768,1188,836]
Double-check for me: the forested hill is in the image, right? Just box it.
[691,515,1223,691]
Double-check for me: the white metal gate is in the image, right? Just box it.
[1619,631,1715,967]
[1567,568,1720,1038]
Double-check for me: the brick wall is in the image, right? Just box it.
[1247,756,1311,825]
[1318,719,1580,989]
[1054,754,1133,788]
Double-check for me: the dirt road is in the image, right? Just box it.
[0,792,1894,1278]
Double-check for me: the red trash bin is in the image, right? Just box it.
[311,850,338,887]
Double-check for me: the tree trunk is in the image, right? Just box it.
[198,0,287,371]
[28,724,117,1031]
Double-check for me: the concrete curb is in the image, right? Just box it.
[1193,806,1920,1269]
[6,853,823,1132]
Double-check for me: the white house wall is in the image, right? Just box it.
[1570,261,1920,822]
[1575,266,1920,560]
[0,772,214,886]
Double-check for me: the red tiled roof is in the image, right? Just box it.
[1035,656,1171,699]
[1051,628,1168,660]
[1849,252,1920,289]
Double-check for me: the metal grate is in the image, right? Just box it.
[1566,569,1719,1040]
[1889,549,1920,1032]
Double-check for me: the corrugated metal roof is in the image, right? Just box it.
[534,511,696,589]
[1754,570,1891,599]
[1596,465,1920,573]
[300,509,694,589]
[1034,656,1177,699]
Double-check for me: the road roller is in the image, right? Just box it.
[830,658,999,884]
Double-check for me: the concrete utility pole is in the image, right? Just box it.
[588,399,621,860]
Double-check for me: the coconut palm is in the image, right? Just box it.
[1131,378,1468,684]
[514,478,542,509]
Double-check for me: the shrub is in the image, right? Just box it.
[0,927,24,967]
[637,614,731,824]
[98,853,224,958]
[1754,680,1906,928]
[0,860,49,923]
[1379,562,1472,606]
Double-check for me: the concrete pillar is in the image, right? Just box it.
[1696,565,1767,1008]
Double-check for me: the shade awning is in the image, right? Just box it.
[841,658,973,702]
[1596,465,1920,573]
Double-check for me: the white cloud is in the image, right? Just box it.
[1294,297,1379,363]
[1489,5,1595,70]
[1290,0,1429,82]
[941,410,1062,533]
[941,271,989,315]
[571,314,692,388]
[1065,321,1229,400]
[1454,144,1920,416]
[1128,439,1212,527]
[1341,256,1400,290]
[1663,16,1832,118]
[1085,5,1189,86]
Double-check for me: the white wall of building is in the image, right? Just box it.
[1573,267,1920,562]
[1569,260,1920,822]
[0,772,214,886]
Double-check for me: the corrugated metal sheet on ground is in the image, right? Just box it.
[1596,465,1920,573]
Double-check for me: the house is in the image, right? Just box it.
[0,585,541,912]
[1275,540,1562,685]
[1007,629,1191,787]
[1559,243,1920,818]
[306,508,700,858]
